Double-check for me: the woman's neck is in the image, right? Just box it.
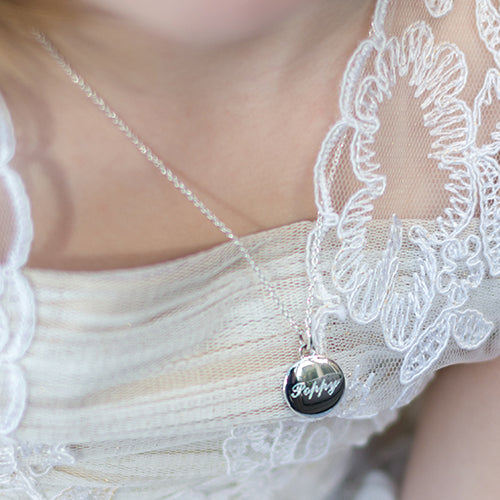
[42,0,374,105]
[10,0,376,269]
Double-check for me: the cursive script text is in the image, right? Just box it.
[290,377,341,400]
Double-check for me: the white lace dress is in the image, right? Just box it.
[2,1,500,498]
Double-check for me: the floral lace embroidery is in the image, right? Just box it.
[310,3,498,406]
[50,487,115,500]
[474,67,500,276]
[425,0,454,18]
[0,437,74,499]
[223,419,348,475]
[436,235,484,307]
[476,0,500,68]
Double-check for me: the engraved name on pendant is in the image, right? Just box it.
[283,355,345,417]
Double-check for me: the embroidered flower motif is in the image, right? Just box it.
[449,308,494,349]
[425,0,454,18]
[472,68,500,276]
[335,365,377,418]
[223,425,279,474]
[19,443,75,478]
[400,308,494,383]
[0,437,74,498]
[309,16,498,402]
[437,235,484,306]
[0,438,16,485]
[223,420,335,475]
[476,0,500,68]
[380,227,437,353]
[312,21,474,327]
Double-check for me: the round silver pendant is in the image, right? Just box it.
[283,355,345,417]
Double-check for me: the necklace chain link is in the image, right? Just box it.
[33,31,322,352]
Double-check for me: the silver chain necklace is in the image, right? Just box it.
[34,31,345,417]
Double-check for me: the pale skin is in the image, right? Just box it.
[1,0,499,497]
[8,0,374,270]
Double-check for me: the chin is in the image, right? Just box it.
[90,0,310,46]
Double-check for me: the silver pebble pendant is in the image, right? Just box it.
[283,355,345,417]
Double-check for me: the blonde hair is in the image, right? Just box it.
[0,1,70,32]
[0,1,75,80]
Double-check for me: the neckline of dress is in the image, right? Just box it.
[24,219,316,278]
[23,217,446,279]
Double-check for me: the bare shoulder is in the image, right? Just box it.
[401,357,500,499]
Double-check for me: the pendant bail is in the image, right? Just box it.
[298,322,314,358]
[298,341,314,358]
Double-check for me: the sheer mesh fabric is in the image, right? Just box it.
[2,1,500,499]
